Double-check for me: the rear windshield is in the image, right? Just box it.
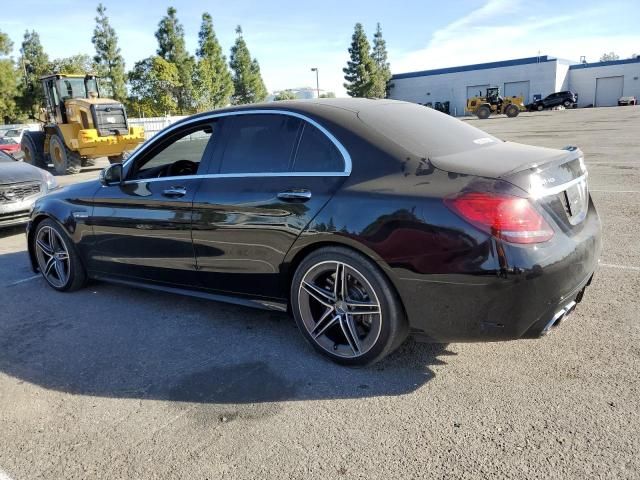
[358,102,500,159]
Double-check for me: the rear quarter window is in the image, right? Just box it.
[293,123,344,172]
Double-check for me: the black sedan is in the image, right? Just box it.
[27,99,601,365]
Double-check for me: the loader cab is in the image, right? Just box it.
[41,74,101,124]
[485,87,502,104]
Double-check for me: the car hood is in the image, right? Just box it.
[0,161,45,184]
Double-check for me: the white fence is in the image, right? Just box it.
[1,116,187,141]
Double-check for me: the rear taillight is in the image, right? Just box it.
[445,192,554,244]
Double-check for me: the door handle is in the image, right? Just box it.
[277,190,312,202]
[163,186,187,198]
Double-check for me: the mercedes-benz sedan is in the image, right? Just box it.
[27,99,601,365]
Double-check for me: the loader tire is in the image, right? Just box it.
[21,131,47,168]
[505,104,520,118]
[476,106,491,119]
[49,134,82,175]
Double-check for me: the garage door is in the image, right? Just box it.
[595,76,624,107]
[467,85,489,100]
[504,81,530,103]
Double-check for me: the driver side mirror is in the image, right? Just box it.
[100,163,123,186]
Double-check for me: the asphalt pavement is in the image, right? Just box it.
[0,106,638,479]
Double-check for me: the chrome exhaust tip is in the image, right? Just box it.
[541,300,578,335]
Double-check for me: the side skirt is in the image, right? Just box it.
[90,273,289,313]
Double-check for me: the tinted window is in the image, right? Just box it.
[219,114,300,174]
[132,123,215,178]
[293,123,344,172]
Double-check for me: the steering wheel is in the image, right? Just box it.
[168,160,198,177]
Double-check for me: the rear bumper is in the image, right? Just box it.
[73,127,145,157]
[399,199,602,343]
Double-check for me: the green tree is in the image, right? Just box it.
[155,6,195,113]
[92,3,126,101]
[194,12,233,110]
[229,26,267,104]
[600,52,620,62]
[319,91,336,98]
[343,23,377,98]
[50,54,95,74]
[371,23,391,98]
[127,56,180,117]
[0,30,18,122]
[274,89,297,101]
[17,30,50,118]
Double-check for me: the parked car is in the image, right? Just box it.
[530,91,578,111]
[0,150,57,228]
[1,128,27,144]
[0,137,21,159]
[618,96,637,106]
[26,99,601,365]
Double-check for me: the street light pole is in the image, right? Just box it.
[310,67,320,98]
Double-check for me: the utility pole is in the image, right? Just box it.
[310,67,320,98]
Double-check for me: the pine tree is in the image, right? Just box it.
[0,30,18,122]
[127,56,181,117]
[155,7,195,114]
[194,12,233,110]
[17,30,50,118]
[343,23,377,98]
[92,3,126,101]
[371,23,391,98]
[229,26,267,105]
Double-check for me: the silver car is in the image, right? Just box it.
[0,150,57,228]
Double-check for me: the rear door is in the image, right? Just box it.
[192,112,349,299]
[87,120,218,285]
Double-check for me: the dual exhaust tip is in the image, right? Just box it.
[542,300,577,335]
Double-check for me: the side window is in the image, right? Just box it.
[293,123,344,172]
[131,123,215,179]
[218,114,301,174]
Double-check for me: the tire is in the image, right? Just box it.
[505,104,520,118]
[82,158,97,167]
[32,218,87,292]
[291,246,408,366]
[476,105,491,119]
[108,154,125,165]
[21,131,47,168]
[49,134,81,175]
[563,100,572,108]
[537,104,544,111]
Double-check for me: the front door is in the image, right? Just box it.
[87,120,218,286]
[192,112,349,300]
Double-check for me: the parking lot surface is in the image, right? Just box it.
[1,107,639,479]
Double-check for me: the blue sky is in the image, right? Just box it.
[1,0,638,96]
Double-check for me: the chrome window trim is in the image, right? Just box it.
[123,109,352,176]
[121,171,349,186]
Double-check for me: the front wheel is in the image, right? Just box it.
[505,104,520,118]
[33,219,87,292]
[49,134,81,175]
[563,100,572,108]
[537,104,544,111]
[476,106,491,119]
[291,247,408,366]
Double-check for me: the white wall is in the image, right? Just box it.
[389,60,558,116]
[569,62,640,107]
[555,61,571,92]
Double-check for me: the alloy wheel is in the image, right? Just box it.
[35,225,70,288]
[297,260,382,358]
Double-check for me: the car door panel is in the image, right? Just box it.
[192,175,343,299]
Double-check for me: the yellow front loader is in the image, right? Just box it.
[466,87,526,119]
[21,74,144,175]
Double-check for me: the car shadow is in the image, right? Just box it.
[0,225,26,240]
[0,250,454,404]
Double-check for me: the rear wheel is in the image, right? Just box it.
[291,246,408,366]
[21,131,47,168]
[33,219,87,292]
[476,105,491,119]
[49,134,81,175]
[505,104,520,118]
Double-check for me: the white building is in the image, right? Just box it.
[267,87,328,101]
[388,55,640,116]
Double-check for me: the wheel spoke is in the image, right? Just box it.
[333,263,348,300]
[340,315,361,355]
[56,251,69,261]
[36,238,54,256]
[43,256,56,276]
[346,300,381,316]
[312,310,339,339]
[302,281,335,307]
[54,260,66,282]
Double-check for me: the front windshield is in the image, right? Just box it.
[5,129,20,138]
[57,78,99,100]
